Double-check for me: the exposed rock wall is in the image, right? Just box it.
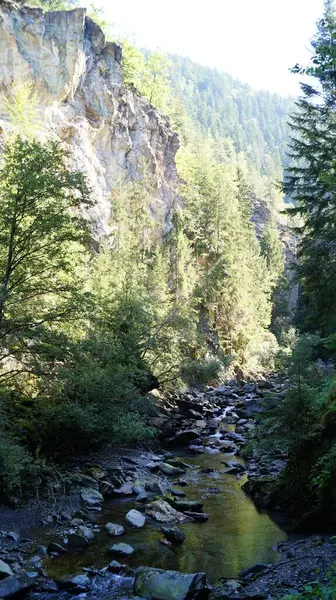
[0,1,179,235]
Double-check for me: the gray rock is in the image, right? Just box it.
[171,488,186,497]
[146,462,161,472]
[188,409,204,419]
[211,580,245,599]
[0,573,32,599]
[146,479,166,495]
[80,488,104,507]
[133,482,145,495]
[158,463,186,476]
[108,560,128,574]
[6,532,20,542]
[36,545,47,557]
[167,459,191,470]
[184,511,210,522]
[178,479,188,487]
[47,542,67,555]
[0,560,13,580]
[57,574,90,592]
[109,543,135,557]
[0,6,180,242]
[116,481,135,495]
[134,567,212,600]
[223,461,246,475]
[172,500,203,512]
[105,523,125,536]
[161,526,185,545]
[166,430,200,447]
[125,509,146,528]
[78,525,95,541]
[146,500,193,524]
[67,533,89,549]
[99,481,115,496]
[136,491,148,503]
[70,518,84,526]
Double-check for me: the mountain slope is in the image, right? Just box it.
[169,55,295,176]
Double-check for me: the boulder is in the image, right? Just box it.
[116,481,135,495]
[158,463,186,476]
[184,511,210,522]
[166,430,200,447]
[189,445,205,454]
[171,488,186,497]
[108,560,127,574]
[222,461,246,475]
[146,500,193,524]
[108,560,133,576]
[161,526,185,545]
[57,574,90,592]
[210,581,245,599]
[109,543,135,557]
[99,481,115,496]
[221,431,246,444]
[0,561,13,580]
[167,459,191,470]
[78,525,95,541]
[133,481,146,495]
[47,542,67,555]
[80,488,104,507]
[219,441,237,453]
[187,409,204,420]
[0,574,32,599]
[85,467,106,480]
[146,462,161,472]
[134,567,212,600]
[67,533,89,549]
[5,532,20,542]
[105,523,125,536]
[125,509,146,528]
[172,500,203,512]
[136,491,148,503]
[146,479,166,495]
[70,518,84,526]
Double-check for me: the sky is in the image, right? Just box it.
[84,0,325,96]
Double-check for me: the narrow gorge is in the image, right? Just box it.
[0,1,336,600]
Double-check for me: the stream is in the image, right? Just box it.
[24,409,288,599]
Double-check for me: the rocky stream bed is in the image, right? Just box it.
[1,379,336,600]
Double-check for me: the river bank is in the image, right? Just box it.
[0,378,335,599]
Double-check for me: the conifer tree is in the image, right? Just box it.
[284,0,336,333]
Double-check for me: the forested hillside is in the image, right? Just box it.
[169,55,295,177]
[247,0,336,572]
[2,1,336,599]
[0,0,289,502]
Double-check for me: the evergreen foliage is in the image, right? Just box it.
[283,1,336,333]
[251,0,336,537]
[0,15,289,499]
[169,55,294,177]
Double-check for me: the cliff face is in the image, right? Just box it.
[0,1,179,234]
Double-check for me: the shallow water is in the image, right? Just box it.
[30,444,287,589]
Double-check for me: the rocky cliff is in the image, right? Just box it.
[0,1,179,235]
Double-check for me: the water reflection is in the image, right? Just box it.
[41,448,286,583]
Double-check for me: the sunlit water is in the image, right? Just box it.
[26,416,287,598]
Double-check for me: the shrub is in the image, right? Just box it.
[282,573,336,599]
[0,437,50,499]
[0,439,32,496]
[109,412,155,445]
[180,357,222,386]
